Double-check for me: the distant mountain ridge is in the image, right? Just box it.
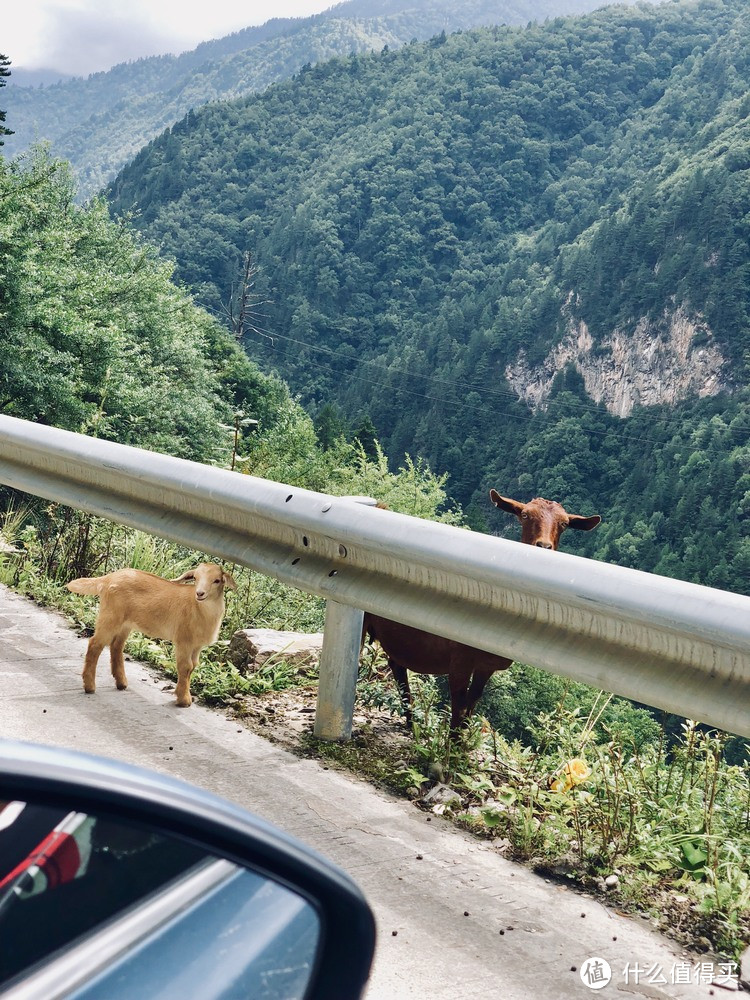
[7,68,74,87]
[4,0,604,198]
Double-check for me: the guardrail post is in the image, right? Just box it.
[314,601,364,742]
[313,495,376,742]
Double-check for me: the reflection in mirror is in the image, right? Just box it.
[0,799,320,1000]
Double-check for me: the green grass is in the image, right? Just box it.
[356,662,750,961]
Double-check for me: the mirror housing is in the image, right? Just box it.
[0,740,375,999]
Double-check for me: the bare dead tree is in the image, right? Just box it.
[224,250,271,341]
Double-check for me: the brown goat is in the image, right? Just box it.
[362,491,601,731]
[66,563,236,707]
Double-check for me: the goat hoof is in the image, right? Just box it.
[83,686,96,694]
[175,697,192,708]
[115,681,128,691]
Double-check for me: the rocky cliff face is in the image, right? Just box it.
[505,308,729,418]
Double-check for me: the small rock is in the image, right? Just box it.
[422,783,462,808]
[548,857,577,878]
[0,535,22,555]
[405,786,421,799]
[604,874,619,890]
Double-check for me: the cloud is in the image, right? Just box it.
[37,4,189,75]
[8,0,333,76]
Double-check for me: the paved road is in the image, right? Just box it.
[0,584,722,999]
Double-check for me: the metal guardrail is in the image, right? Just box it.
[0,414,748,739]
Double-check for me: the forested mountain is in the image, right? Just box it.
[0,147,463,545]
[2,0,600,199]
[107,0,750,594]
[0,151,294,462]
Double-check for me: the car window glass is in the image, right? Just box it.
[0,800,209,987]
[71,864,321,1000]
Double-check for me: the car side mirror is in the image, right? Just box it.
[0,740,376,1000]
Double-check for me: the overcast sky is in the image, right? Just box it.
[3,0,334,76]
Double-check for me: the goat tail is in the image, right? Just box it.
[66,576,107,596]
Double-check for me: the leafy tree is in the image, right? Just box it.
[0,148,305,464]
[314,402,348,450]
[351,414,379,461]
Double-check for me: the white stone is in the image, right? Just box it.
[422,783,463,808]
[228,628,324,675]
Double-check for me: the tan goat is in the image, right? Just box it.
[66,563,237,707]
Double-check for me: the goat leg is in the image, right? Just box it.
[174,646,199,707]
[389,660,413,728]
[464,662,509,719]
[448,670,475,733]
[82,635,105,694]
[109,629,129,690]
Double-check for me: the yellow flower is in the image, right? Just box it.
[550,758,592,793]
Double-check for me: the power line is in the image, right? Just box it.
[247,324,741,433]
[250,331,747,451]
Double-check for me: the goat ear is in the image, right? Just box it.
[568,514,602,532]
[222,572,238,591]
[489,490,525,517]
[172,570,196,583]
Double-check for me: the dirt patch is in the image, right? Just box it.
[221,682,416,781]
